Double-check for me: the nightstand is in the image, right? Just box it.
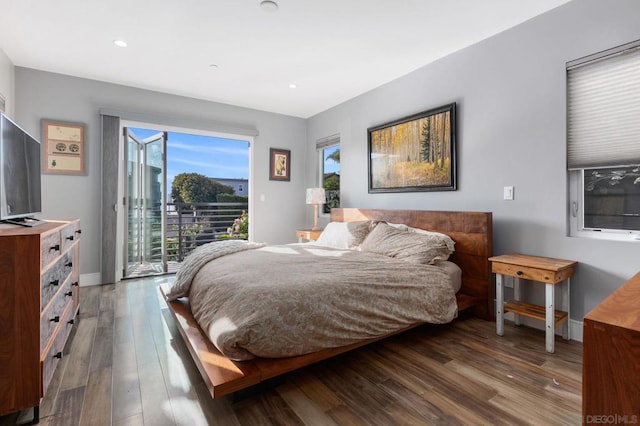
[490,253,577,353]
[296,229,323,242]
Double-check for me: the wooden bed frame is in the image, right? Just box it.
[160,208,493,399]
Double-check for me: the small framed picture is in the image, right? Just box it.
[269,148,291,181]
[42,119,86,175]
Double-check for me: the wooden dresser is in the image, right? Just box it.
[583,272,640,425]
[0,220,81,421]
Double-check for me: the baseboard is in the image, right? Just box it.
[80,272,102,287]
[503,312,583,342]
[569,319,583,342]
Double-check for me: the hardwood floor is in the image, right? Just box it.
[1,277,582,425]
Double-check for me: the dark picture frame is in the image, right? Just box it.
[269,148,291,181]
[368,103,456,193]
[42,119,86,175]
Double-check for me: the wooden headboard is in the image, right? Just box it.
[331,208,494,319]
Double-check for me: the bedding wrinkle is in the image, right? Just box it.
[166,239,265,300]
[186,243,457,360]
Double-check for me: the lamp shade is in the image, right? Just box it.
[306,187,326,205]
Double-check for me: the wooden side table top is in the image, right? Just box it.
[489,253,577,284]
[296,229,323,241]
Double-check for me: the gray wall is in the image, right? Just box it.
[306,0,640,320]
[15,69,308,279]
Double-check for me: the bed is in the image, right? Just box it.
[160,208,493,399]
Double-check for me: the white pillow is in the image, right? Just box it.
[314,220,373,249]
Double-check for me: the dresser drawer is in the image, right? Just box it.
[40,279,74,354]
[71,248,80,311]
[71,280,80,313]
[41,302,74,396]
[60,221,81,252]
[41,230,62,269]
[41,250,73,310]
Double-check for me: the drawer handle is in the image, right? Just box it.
[53,352,62,359]
[65,262,73,268]
[72,282,79,287]
[76,229,82,234]
[65,291,73,297]
[50,316,60,323]
[67,319,74,325]
[50,244,60,252]
[50,279,60,287]
[66,235,74,241]
[516,270,524,276]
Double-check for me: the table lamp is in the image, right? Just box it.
[306,188,326,230]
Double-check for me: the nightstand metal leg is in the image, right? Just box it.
[546,283,555,353]
[513,276,522,326]
[496,274,504,336]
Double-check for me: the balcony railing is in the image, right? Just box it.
[166,202,248,262]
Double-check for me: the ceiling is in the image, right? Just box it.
[0,0,570,118]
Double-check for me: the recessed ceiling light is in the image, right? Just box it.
[260,0,278,12]
[288,84,297,89]
[113,40,128,48]
[209,64,219,69]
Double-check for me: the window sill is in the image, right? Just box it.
[569,228,640,242]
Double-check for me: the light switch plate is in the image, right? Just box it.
[504,186,514,200]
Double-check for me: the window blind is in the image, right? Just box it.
[316,134,340,150]
[567,42,640,169]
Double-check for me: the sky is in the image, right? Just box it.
[323,145,340,174]
[129,127,249,191]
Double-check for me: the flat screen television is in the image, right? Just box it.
[0,113,43,226]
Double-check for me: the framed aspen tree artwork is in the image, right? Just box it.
[368,103,456,193]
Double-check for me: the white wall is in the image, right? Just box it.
[306,0,640,320]
[15,69,308,278]
[0,48,14,117]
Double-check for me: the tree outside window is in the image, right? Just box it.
[322,145,340,214]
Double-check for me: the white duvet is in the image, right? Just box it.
[168,240,457,360]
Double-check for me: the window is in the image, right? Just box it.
[317,135,340,214]
[583,166,640,231]
[567,40,640,239]
[238,183,243,192]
